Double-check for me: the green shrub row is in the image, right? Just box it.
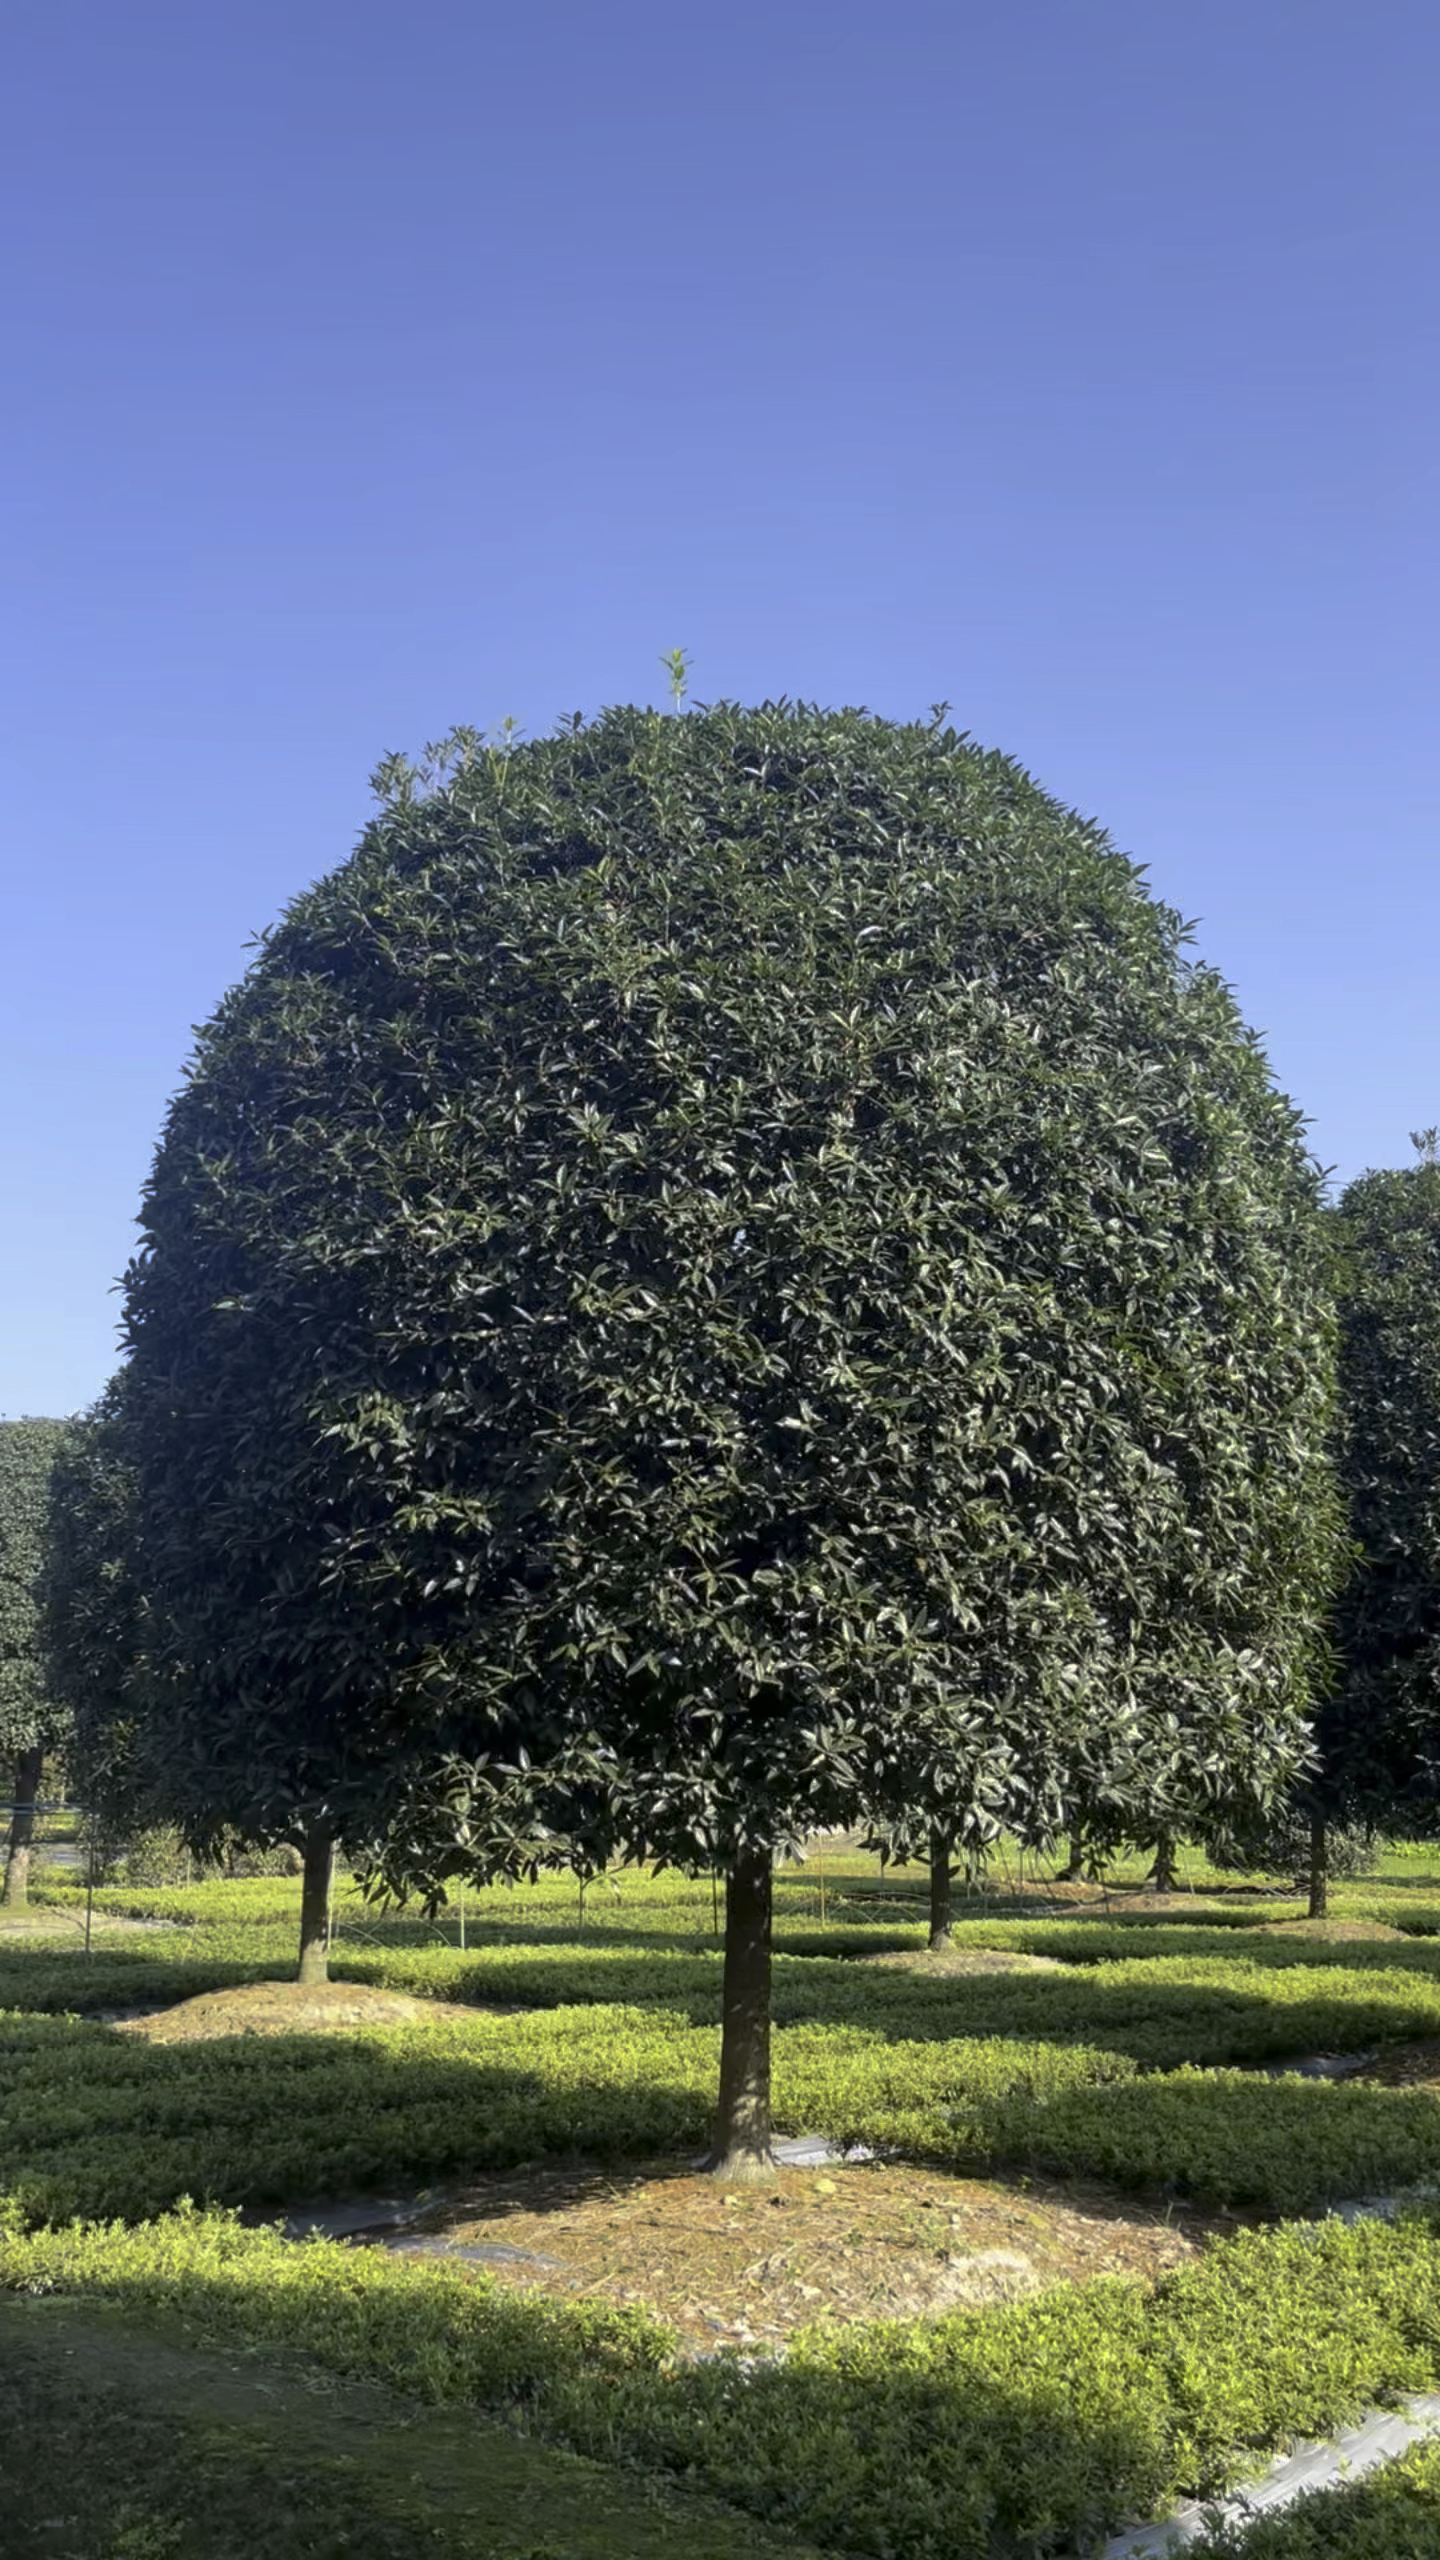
[7,2204,1440,2557]
[9,1994,1440,2220]
[0,2003,1133,2222]
[17,1909,1440,2060]
[965,2067,1440,2216]
[29,1865,731,1930]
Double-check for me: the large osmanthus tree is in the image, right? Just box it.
[0,1417,73,1906]
[119,701,1339,2148]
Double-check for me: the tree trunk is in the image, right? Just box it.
[2,1746,43,1909]
[928,1827,953,1949]
[1309,1813,1329,1921]
[1057,1829,1084,1882]
[709,1841,774,2180]
[1150,1833,1176,1895]
[296,1827,333,1984]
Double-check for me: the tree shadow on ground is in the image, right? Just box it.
[14,1919,1440,2074]
[0,2292,806,2560]
[0,2010,714,2221]
[8,1999,1440,2224]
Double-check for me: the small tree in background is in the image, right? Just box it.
[1204,1141,1440,1918]
[39,1384,158,1876]
[0,1417,73,1906]
[119,701,1340,2161]
[45,1379,577,1979]
[1301,1143,1440,1914]
[50,1382,579,1976]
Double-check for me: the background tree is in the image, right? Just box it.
[53,1374,586,1978]
[0,1417,72,1906]
[39,1383,158,1876]
[120,702,1340,2162]
[1201,1143,1440,1918]
[1306,1144,1440,1912]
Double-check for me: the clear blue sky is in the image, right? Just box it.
[4,1,1436,1419]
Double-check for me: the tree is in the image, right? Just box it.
[56,1371,576,1978]
[39,1384,156,1866]
[119,702,1340,2159]
[1206,1146,1440,1919]
[927,1826,956,1950]
[0,1418,72,1906]
[1303,1148,1440,1911]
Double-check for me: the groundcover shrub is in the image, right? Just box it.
[7,2207,1440,2558]
[967,2066,1440,2213]
[24,1905,1440,2068]
[8,1993,1440,2221]
[0,2004,1137,2222]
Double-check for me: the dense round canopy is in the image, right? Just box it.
[39,1385,148,1830]
[121,702,1339,1873]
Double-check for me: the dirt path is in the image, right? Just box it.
[0,2293,816,2560]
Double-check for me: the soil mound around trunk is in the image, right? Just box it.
[375,2155,1226,2354]
[106,1980,517,2042]
[855,1945,1065,1976]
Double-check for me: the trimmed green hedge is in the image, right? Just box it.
[0,2003,1134,2222]
[16,1916,1440,2068]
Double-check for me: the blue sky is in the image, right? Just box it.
[3,0,1436,1418]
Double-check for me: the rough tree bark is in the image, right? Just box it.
[2,1746,44,1909]
[1309,1812,1329,1921]
[928,1826,953,1949]
[1150,1833,1177,1895]
[709,1841,774,2180]
[296,1827,334,1984]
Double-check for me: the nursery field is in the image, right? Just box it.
[12,1845,1440,2555]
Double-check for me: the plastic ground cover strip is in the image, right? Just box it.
[1098,2394,1440,2555]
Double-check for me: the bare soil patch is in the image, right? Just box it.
[856,1944,1065,1976]
[389,2154,1227,2355]
[106,1979,523,2041]
[0,1907,175,1938]
[1249,1917,1407,1943]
